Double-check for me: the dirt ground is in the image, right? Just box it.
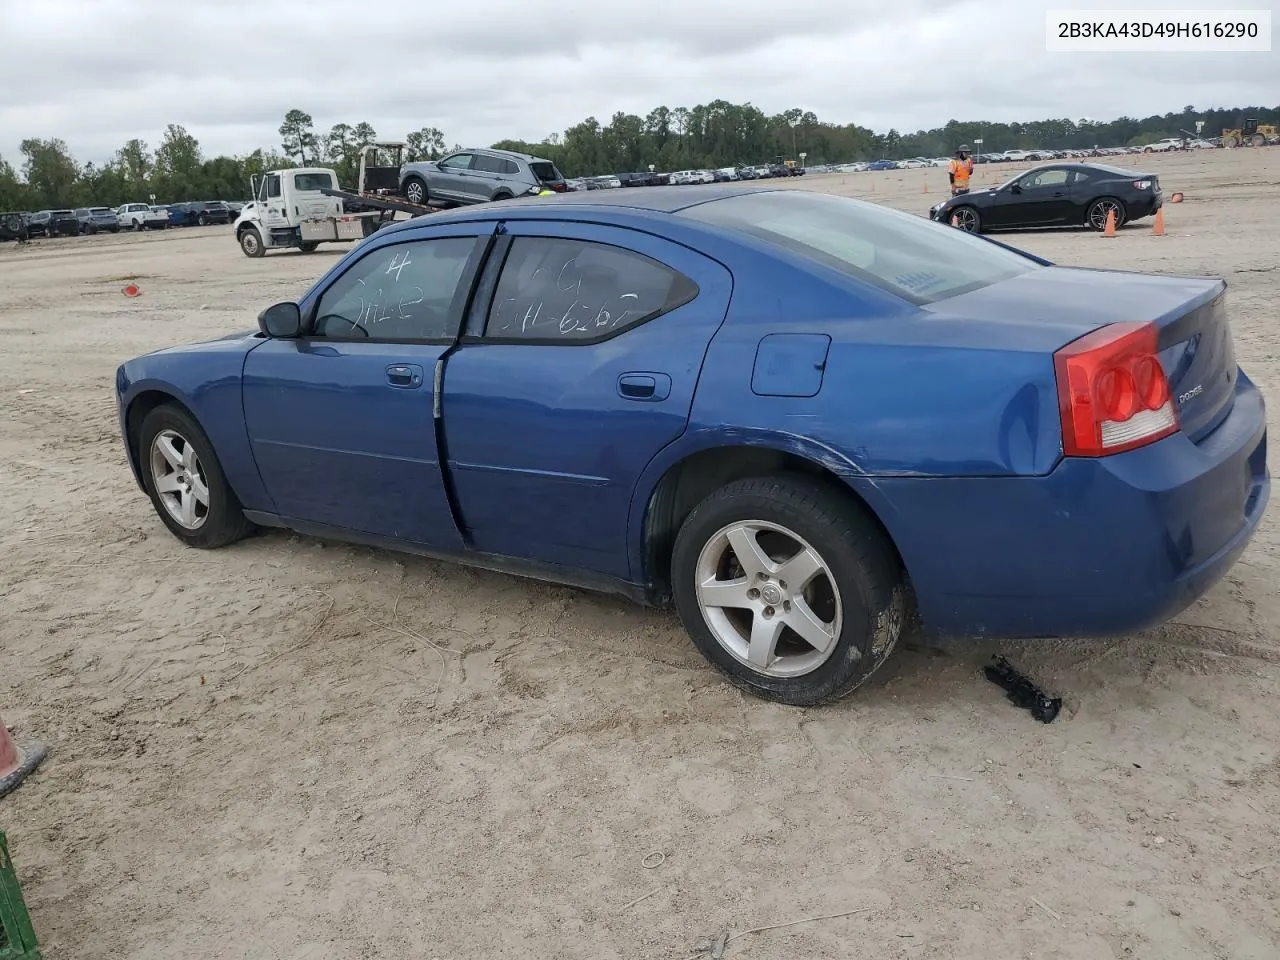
[2,148,1279,960]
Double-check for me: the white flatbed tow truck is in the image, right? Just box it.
[233,143,437,258]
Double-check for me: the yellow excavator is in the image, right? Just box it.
[1222,118,1277,148]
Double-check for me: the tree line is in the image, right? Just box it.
[3,101,1276,211]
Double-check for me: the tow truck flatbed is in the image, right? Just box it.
[319,188,441,218]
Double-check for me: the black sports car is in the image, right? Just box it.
[929,162,1163,233]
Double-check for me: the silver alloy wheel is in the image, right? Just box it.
[694,520,845,678]
[405,180,425,204]
[952,206,978,231]
[240,230,260,256]
[1089,199,1122,230]
[149,428,210,531]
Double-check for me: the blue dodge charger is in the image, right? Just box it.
[114,185,1269,706]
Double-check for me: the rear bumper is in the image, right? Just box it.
[870,370,1269,639]
[1131,192,1163,218]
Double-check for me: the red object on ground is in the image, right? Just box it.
[0,716,47,799]
[122,283,140,297]
[0,722,17,776]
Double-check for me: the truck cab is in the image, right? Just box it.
[234,167,375,257]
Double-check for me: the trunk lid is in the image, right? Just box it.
[926,265,1237,444]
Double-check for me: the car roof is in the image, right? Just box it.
[1022,161,1145,177]
[461,147,547,163]
[374,183,787,240]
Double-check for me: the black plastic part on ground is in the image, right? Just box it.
[983,656,1062,723]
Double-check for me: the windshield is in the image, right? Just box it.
[293,172,333,192]
[678,189,1040,305]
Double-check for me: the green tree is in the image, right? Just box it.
[153,124,202,200]
[0,154,29,209]
[115,138,153,199]
[19,138,80,207]
[279,108,317,163]
[405,126,446,161]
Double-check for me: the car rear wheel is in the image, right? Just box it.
[239,228,265,258]
[299,242,319,253]
[671,476,908,706]
[403,176,428,205]
[133,219,144,232]
[139,405,254,549]
[1086,197,1127,231]
[949,205,981,232]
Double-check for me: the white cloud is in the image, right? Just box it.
[0,0,1275,165]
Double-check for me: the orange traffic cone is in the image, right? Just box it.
[1152,208,1165,236]
[1103,208,1117,237]
[923,179,928,194]
[0,715,47,798]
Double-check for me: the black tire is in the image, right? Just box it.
[197,214,208,226]
[949,205,981,232]
[491,191,512,202]
[137,404,254,549]
[239,227,265,258]
[299,241,319,253]
[670,475,908,706]
[1086,196,1127,231]
[403,176,428,205]
[133,219,144,232]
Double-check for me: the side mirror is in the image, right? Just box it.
[1009,183,1022,194]
[258,301,302,338]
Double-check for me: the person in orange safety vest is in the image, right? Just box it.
[948,145,975,196]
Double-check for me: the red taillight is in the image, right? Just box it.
[1053,321,1179,457]
[551,183,566,193]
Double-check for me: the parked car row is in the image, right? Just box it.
[800,141,1224,174]
[394,147,807,209]
[0,199,246,241]
[569,163,804,191]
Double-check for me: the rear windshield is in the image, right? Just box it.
[89,207,112,214]
[678,190,1040,305]
[294,172,333,192]
[529,162,560,183]
[52,210,74,216]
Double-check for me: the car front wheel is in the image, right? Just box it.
[138,404,254,549]
[671,476,908,706]
[239,227,265,258]
[949,205,981,232]
[403,176,428,205]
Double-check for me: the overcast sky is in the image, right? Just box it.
[1,0,1275,166]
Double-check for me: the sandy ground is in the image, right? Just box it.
[2,148,1279,960]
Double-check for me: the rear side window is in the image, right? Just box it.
[502,159,520,175]
[679,190,1039,305]
[472,154,505,174]
[486,237,697,342]
[529,162,559,183]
